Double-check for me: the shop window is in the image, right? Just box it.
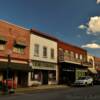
[31,72,41,81]
[43,46,47,58]
[34,44,39,57]
[49,71,56,80]
[51,48,54,59]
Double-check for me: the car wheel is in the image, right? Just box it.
[85,82,88,87]
[91,82,93,86]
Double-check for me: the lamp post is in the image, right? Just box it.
[6,50,12,94]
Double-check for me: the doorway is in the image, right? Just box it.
[42,70,48,84]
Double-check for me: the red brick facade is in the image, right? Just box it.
[0,20,30,62]
[95,57,100,71]
[58,40,87,63]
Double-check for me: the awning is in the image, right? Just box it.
[0,61,33,72]
[0,36,7,43]
[14,41,27,47]
[88,68,97,74]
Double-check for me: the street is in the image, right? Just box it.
[0,85,100,100]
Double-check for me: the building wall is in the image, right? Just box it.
[87,54,95,68]
[0,20,30,62]
[58,40,87,62]
[28,33,58,86]
[0,20,30,88]
[95,57,100,71]
[0,73,3,81]
[30,33,57,63]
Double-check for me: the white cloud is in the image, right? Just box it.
[97,0,100,4]
[79,16,100,36]
[82,43,100,49]
[88,16,100,35]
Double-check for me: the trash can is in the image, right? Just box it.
[2,83,9,95]
[0,81,2,91]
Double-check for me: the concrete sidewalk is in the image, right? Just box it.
[15,85,69,94]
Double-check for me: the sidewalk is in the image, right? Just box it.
[15,85,69,94]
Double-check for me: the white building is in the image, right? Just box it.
[28,30,58,86]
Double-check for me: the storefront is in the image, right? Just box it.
[28,60,56,86]
[29,30,58,86]
[59,62,88,85]
[0,61,32,88]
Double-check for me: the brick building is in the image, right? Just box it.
[0,20,31,88]
[58,40,88,84]
[94,57,100,76]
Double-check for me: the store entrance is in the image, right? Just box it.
[42,70,48,85]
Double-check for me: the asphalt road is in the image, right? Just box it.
[0,85,100,100]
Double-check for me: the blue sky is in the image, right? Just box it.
[0,0,100,57]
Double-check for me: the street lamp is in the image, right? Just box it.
[6,50,12,94]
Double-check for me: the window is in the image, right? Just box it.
[34,44,39,56]
[31,72,39,80]
[0,44,5,50]
[13,46,24,54]
[75,53,78,59]
[80,54,83,60]
[70,51,74,59]
[51,48,54,59]
[43,46,47,58]
[59,48,64,61]
[64,50,69,56]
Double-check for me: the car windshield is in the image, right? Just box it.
[78,77,86,80]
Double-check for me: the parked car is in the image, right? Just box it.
[74,76,93,86]
[93,75,100,84]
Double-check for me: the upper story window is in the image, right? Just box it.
[70,51,74,58]
[51,48,54,59]
[43,46,47,58]
[59,48,64,61]
[34,44,39,57]
[80,54,83,60]
[64,50,69,56]
[13,46,24,54]
[0,36,7,51]
[75,53,78,59]
[13,41,26,54]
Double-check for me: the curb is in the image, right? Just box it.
[15,85,69,94]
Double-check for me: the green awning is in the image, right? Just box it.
[14,41,27,47]
[0,61,33,72]
[0,36,7,43]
